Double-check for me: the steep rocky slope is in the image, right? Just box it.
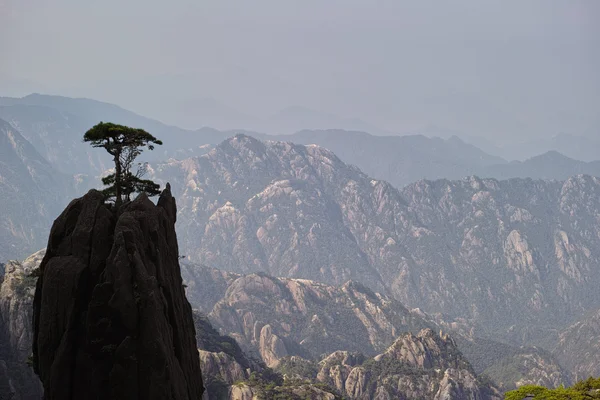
[193,313,254,399]
[151,134,387,291]
[0,251,43,400]
[207,272,430,365]
[280,329,500,399]
[0,118,71,261]
[553,308,600,380]
[32,186,203,399]
[182,263,569,392]
[149,135,600,346]
[193,311,345,399]
[195,304,499,399]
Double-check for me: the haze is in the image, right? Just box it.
[1,0,599,143]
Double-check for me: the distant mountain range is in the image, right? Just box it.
[269,130,506,188]
[147,135,600,346]
[267,129,600,188]
[465,133,600,163]
[2,94,600,395]
[265,106,391,135]
[0,94,599,264]
[0,94,228,175]
[0,119,72,260]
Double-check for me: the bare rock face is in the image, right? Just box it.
[207,271,430,363]
[199,350,247,384]
[313,329,500,400]
[32,186,204,400]
[0,251,44,400]
[259,324,288,368]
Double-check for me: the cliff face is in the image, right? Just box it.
[0,251,44,400]
[32,186,204,400]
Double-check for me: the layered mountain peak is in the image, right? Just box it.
[205,133,352,187]
[378,328,467,371]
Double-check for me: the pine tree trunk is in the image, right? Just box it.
[114,152,122,208]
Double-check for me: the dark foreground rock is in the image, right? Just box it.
[32,185,204,400]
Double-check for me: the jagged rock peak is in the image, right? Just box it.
[32,186,204,400]
[376,328,469,371]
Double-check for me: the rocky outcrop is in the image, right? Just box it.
[32,186,204,399]
[206,270,431,363]
[200,350,247,385]
[258,324,288,368]
[199,350,247,399]
[375,329,469,370]
[182,263,571,392]
[0,251,44,400]
[286,329,500,399]
[191,311,342,399]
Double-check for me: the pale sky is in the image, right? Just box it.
[1,0,599,141]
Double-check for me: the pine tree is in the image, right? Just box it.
[83,122,162,207]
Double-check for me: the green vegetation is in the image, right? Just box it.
[505,377,600,399]
[276,356,319,380]
[238,372,343,400]
[482,352,541,392]
[456,337,519,373]
[83,122,162,207]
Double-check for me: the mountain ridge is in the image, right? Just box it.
[146,135,600,350]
